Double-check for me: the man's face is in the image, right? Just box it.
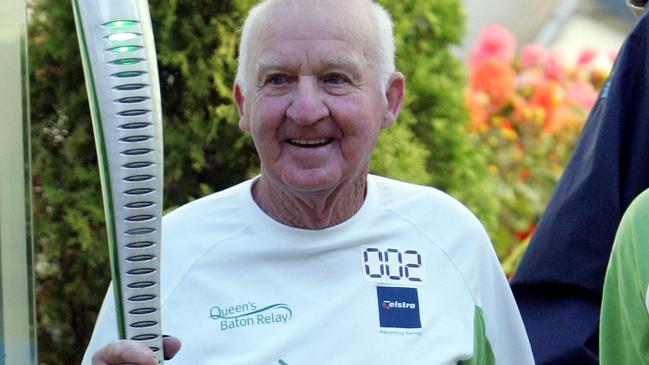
[235,0,403,196]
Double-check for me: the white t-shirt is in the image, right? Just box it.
[82,175,533,364]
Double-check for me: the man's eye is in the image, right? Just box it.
[323,73,348,85]
[266,74,289,85]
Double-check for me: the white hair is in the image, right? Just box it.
[235,0,396,94]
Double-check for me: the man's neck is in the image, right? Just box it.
[251,175,368,230]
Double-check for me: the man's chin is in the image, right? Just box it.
[284,178,339,195]
[277,171,345,195]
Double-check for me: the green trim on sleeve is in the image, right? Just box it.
[600,189,649,365]
[459,306,495,365]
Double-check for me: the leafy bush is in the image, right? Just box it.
[464,25,613,270]
[374,0,498,233]
[29,0,492,362]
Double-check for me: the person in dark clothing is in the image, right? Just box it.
[510,3,649,364]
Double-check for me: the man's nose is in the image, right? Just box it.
[286,77,329,125]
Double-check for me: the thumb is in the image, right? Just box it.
[162,335,182,360]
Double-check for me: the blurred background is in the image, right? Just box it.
[461,0,633,57]
[0,0,639,363]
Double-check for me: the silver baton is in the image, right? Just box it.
[72,0,164,361]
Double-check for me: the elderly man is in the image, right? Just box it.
[83,0,533,364]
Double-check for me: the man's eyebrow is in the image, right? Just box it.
[256,58,298,74]
[317,54,365,82]
[319,54,363,72]
[257,58,284,70]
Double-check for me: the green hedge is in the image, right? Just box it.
[29,0,495,363]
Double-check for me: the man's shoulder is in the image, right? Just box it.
[159,179,254,281]
[625,187,649,220]
[371,175,480,225]
[370,175,489,250]
[160,179,254,245]
[615,187,649,249]
[163,179,251,223]
[371,174,450,200]
[370,176,501,308]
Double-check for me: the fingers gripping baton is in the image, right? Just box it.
[72,0,164,361]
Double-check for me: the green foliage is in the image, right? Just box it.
[30,2,110,360]
[372,0,499,234]
[29,0,497,362]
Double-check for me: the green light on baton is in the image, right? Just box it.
[107,32,140,41]
[103,20,138,27]
[108,45,143,53]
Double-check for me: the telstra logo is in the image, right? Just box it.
[382,300,416,310]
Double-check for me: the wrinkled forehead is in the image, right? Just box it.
[246,0,377,65]
[261,0,372,36]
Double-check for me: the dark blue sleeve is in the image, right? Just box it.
[509,11,649,365]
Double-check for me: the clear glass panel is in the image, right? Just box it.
[0,0,36,363]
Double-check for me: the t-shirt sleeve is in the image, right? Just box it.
[436,197,534,364]
[476,227,535,365]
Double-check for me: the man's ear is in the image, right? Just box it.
[382,72,405,129]
[234,83,250,132]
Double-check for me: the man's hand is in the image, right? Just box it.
[91,336,181,365]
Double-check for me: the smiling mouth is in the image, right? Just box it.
[288,138,333,148]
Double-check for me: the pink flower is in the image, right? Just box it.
[567,80,598,109]
[520,44,547,68]
[577,48,597,67]
[516,69,543,90]
[543,50,565,81]
[470,24,517,67]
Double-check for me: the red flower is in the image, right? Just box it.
[465,89,489,131]
[514,223,536,241]
[470,58,516,109]
[529,80,559,129]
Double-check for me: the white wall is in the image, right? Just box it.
[0,0,36,363]
[459,0,633,61]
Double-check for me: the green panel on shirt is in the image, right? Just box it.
[600,189,649,365]
[459,306,495,365]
